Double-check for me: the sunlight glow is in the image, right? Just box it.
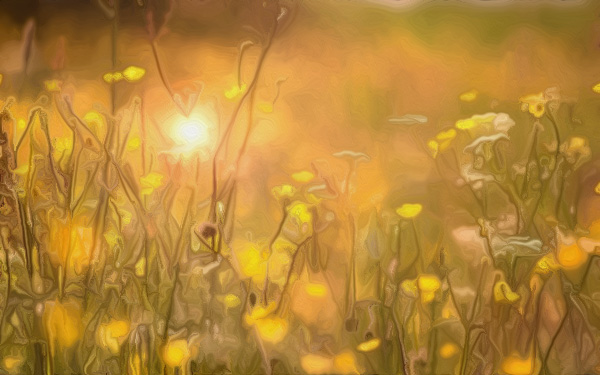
[166,118,215,159]
[174,120,209,146]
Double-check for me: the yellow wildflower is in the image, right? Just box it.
[223,294,241,308]
[127,136,141,151]
[557,242,587,270]
[493,281,520,304]
[225,83,247,99]
[236,243,268,285]
[439,343,459,358]
[459,89,478,102]
[291,171,314,183]
[305,283,327,297]
[436,128,456,151]
[43,299,83,353]
[401,278,419,298]
[258,102,273,113]
[500,351,537,375]
[534,254,560,275]
[140,172,164,195]
[396,203,422,219]
[334,351,360,374]
[255,317,288,344]
[356,337,380,352]
[427,139,439,158]
[122,66,146,82]
[455,113,497,130]
[97,319,130,355]
[288,201,312,225]
[3,354,24,373]
[418,274,441,303]
[163,339,190,368]
[272,184,296,199]
[301,354,334,374]
[44,79,62,92]
[519,92,546,118]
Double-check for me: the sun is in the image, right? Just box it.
[173,120,209,146]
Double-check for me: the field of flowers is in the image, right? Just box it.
[1,0,600,374]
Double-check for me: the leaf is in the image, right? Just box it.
[364,210,384,259]
[146,0,174,40]
[387,114,428,125]
[172,81,203,116]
